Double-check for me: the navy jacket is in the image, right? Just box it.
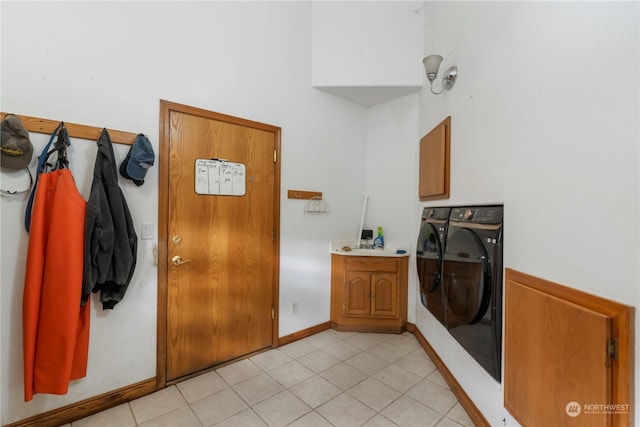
[83,129,137,309]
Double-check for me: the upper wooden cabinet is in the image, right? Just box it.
[419,116,451,201]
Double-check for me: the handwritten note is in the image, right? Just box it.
[195,159,246,196]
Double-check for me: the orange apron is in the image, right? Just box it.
[23,169,89,402]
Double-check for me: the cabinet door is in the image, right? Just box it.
[419,116,450,201]
[371,273,398,317]
[505,278,612,427]
[344,271,371,316]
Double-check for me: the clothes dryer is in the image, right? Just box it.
[442,205,503,381]
[416,207,450,326]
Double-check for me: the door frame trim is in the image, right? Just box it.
[156,100,281,388]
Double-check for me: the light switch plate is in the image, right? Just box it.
[141,222,154,240]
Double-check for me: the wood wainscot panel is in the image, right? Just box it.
[504,269,634,427]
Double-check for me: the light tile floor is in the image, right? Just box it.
[67,330,474,427]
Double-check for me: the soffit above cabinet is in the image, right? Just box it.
[311,2,423,108]
[315,85,422,107]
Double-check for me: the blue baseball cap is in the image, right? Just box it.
[120,134,154,186]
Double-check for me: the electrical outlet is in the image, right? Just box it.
[292,302,299,315]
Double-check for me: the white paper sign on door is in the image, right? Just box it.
[195,158,246,196]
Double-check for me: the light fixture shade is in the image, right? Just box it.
[423,55,443,82]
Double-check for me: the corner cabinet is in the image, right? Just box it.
[331,254,408,333]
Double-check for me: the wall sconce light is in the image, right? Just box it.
[423,55,458,95]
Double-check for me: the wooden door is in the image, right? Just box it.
[158,101,280,383]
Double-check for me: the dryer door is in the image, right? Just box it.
[443,227,492,327]
[417,222,446,325]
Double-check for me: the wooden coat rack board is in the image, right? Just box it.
[288,190,322,200]
[0,112,138,145]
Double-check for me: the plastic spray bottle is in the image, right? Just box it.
[373,226,384,249]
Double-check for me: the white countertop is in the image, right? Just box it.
[330,240,411,257]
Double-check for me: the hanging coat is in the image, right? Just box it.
[23,168,89,402]
[83,129,137,309]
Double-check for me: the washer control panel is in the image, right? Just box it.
[450,206,503,224]
[421,207,451,221]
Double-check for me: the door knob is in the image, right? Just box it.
[171,255,192,266]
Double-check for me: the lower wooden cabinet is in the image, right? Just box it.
[331,254,408,333]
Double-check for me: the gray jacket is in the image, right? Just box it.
[83,129,137,309]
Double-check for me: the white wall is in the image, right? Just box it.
[364,94,421,323]
[0,2,368,423]
[311,1,423,87]
[409,2,639,425]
